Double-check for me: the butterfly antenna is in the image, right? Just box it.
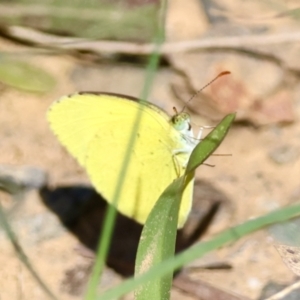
[181,71,231,113]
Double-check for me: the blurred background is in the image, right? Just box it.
[0,0,300,299]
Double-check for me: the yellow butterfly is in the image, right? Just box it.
[47,93,203,228]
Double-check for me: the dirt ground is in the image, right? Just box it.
[1,1,300,300]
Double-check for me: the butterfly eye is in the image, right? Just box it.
[172,113,191,131]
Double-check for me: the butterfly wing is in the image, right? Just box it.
[48,93,114,166]
[48,93,193,227]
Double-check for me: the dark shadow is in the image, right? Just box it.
[40,179,230,277]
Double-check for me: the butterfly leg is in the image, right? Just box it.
[197,125,215,140]
[172,148,192,169]
[173,125,213,168]
[172,154,182,177]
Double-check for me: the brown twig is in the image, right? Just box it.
[4,25,300,55]
[173,272,251,300]
[264,280,300,300]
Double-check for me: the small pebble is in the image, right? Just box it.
[268,145,299,164]
[0,164,48,194]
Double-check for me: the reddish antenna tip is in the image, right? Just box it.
[218,71,231,77]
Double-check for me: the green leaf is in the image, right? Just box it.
[133,113,235,300]
[0,2,158,42]
[0,56,56,93]
[134,176,185,300]
[187,113,236,173]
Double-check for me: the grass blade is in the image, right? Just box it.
[99,202,300,299]
[0,201,58,300]
[84,2,167,299]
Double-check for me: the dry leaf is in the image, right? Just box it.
[275,244,300,276]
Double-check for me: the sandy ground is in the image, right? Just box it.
[0,17,300,299]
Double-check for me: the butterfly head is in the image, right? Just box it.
[171,112,192,134]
